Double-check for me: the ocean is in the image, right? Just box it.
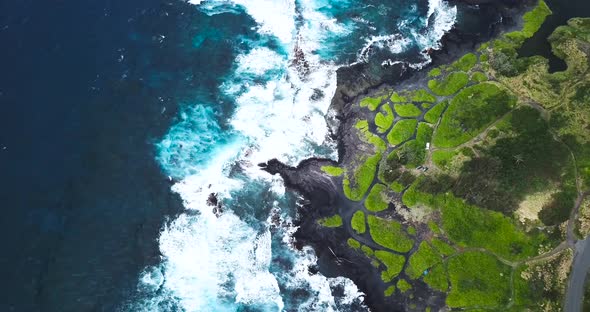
[0,0,511,311]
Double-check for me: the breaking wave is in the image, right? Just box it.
[128,0,457,310]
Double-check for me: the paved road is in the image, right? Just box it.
[565,237,590,312]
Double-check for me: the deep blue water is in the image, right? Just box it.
[0,1,248,310]
[0,0,508,311]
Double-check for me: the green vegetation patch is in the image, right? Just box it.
[355,120,387,152]
[384,285,396,297]
[451,53,477,72]
[411,89,437,102]
[391,181,404,193]
[394,103,422,117]
[403,180,542,260]
[351,210,367,234]
[321,165,344,177]
[317,214,343,228]
[375,250,406,282]
[424,101,447,124]
[428,72,469,96]
[433,83,516,148]
[375,104,395,133]
[470,71,488,83]
[428,67,442,78]
[390,92,408,103]
[360,95,386,111]
[423,263,448,292]
[343,152,382,201]
[504,0,552,44]
[364,183,390,212]
[432,150,460,170]
[430,238,455,256]
[397,279,412,293]
[367,215,414,252]
[446,251,512,308]
[347,238,361,250]
[398,123,433,167]
[387,119,418,146]
[406,241,442,279]
[451,107,572,216]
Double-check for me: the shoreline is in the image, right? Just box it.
[262,0,590,310]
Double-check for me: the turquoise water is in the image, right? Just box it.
[129,0,457,311]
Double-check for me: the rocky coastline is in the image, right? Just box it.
[259,1,541,311]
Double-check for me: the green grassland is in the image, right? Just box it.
[394,103,422,117]
[396,279,412,293]
[321,165,344,176]
[328,2,590,308]
[451,53,477,72]
[317,214,343,227]
[406,241,442,279]
[423,101,447,124]
[367,215,414,252]
[446,251,512,308]
[375,104,395,133]
[423,263,448,292]
[351,210,366,234]
[387,119,417,145]
[375,250,406,282]
[364,183,390,212]
[428,72,469,96]
[433,82,516,148]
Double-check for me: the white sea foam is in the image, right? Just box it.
[356,0,456,66]
[133,0,361,311]
[135,0,457,310]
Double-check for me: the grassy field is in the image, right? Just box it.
[451,53,477,72]
[446,251,512,308]
[367,215,414,252]
[364,183,390,212]
[317,214,343,227]
[406,241,442,279]
[397,279,412,293]
[424,101,446,124]
[351,210,366,234]
[394,103,422,117]
[375,250,406,282]
[321,165,344,176]
[428,72,469,96]
[387,119,417,145]
[343,153,382,201]
[433,83,515,148]
[423,263,448,292]
[375,104,394,133]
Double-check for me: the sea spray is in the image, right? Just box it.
[130,0,457,310]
